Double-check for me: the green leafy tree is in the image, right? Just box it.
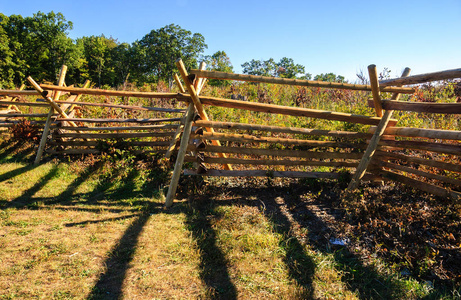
[241,57,307,78]
[203,50,233,86]
[78,35,118,87]
[241,58,277,77]
[110,43,134,87]
[137,24,207,85]
[276,57,306,78]
[314,73,346,83]
[0,14,15,88]
[0,11,79,85]
[0,13,32,85]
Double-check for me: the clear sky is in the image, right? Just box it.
[1,0,460,82]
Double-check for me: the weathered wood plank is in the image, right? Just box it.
[375,150,461,173]
[195,145,364,159]
[57,132,175,139]
[165,103,196,207]
[0,90,40,96]
[184,169,342,178]
[40,84,179,98]
[0,101,49,107]
[49,140,171,147]
[189,70,416,93]
[193,131,367,148]
[40,99,186,113]
[370,126,461,140]
[176,58,232,170]
[367,99,461,114]
[195,96,397,126]
[58,124,180,131]
[379,170,461,200]
[185,156,358,167]
[380,68,461,87]
[55,117,181,123]
[368,64,383,117]
[378,139,461,155]
[376,160,461,187]
[194,120,372,139]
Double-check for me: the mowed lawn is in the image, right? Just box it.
[0,141,447,299]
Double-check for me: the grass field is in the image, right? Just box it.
[0,139,460,299]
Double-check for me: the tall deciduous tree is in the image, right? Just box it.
[241,58,277,77]
[241,57,307,79]
[78,35,118,87]
[0,11,78,86]
[0,14,15,88]
[314,73,346,83]
[137,24,207,85]
[203,50,233,86]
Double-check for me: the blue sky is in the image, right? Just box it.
[1,0,460,81]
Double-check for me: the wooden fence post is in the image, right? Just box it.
[194,62,206,91]
[165,73,188,159]
[174,74,186,93]
[27,76,79,128]
[165,103,195,207]
[61,79,91,114]
[368,64,383,117]
[175,59,232,170]
[34,65,68,164]
[348,67,411,189]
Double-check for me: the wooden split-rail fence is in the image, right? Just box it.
[0,62,460,207]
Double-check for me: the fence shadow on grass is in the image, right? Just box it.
[190,181,412,299]
[0,140,22,162]
[87,202,159,300]
[183,197,238,300]
[0,141,36,163]
[4,164,59,208]
[279,182,407,299]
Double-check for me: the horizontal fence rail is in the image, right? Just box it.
[367,99,461,114]
[379,67,461,87]
[190,70,416,94]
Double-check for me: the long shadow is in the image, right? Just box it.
[51,162,104,205]
[260,190,316,298]
[87,169,163,300]
[84,167,126,204]
[64,213,143,227]
[0,140,22,162]
[198,185,316,298]
[0,164,39,183]
[0,145,181,299]
[183,197,238,299]
[281,183,409,299]
[1,163,103,209]
[4,164,59,208]
[194,182,412,299]
[1,142,36,163]
[88,203,157,300]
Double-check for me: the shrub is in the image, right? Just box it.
[9,119,40,143]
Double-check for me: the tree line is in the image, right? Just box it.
[0,11,346,89]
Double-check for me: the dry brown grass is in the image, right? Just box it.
[0,140,457,299]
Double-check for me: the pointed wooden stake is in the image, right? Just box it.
[174,74,186,93]
[176,59,232,170]
[165,103,195,207]
[34,65,68,164]
[368,64,383,117]
[27,76,79,128]
[348,67,411,189]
